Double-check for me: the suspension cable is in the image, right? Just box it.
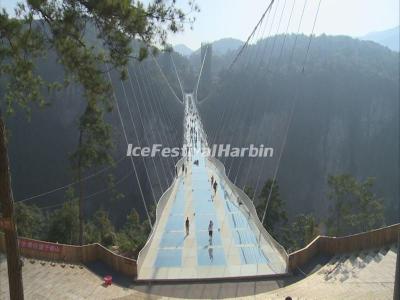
[140,62,177,179]
[37,170,133,210]
[126,64,165,194]
[107,71,153,227]
[132,66,172,186]
[17,155,127,203]
[197,0,276,105]
[233,0,297,185]
[194,43,208,100]
[151,53,183,104]
[261,0,323,224]
[248,0,308,200]
[227,0,276,72]
[120,78,158,206]
[170,53,185,100]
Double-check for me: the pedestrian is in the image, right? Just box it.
[208,220,213,240]
[185,217,190,236]
[211,175,214,185]
[213,181,217,194]
[182,163,185,173]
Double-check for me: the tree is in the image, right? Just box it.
[243,185,254,200]
[0,1,197,298]
[70,104,113,245]
[288,213,318,252]
[106,173,125,204]
[85,208,115,247]
[14,202,46,239]
[327,174,385,236]
[116,209,148,257]
[47,188,79,244]
[256,179,288,239]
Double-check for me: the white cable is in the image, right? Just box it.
[126,65,165,194]
[194,44,208,100]
[37,170,133,210]
[151,53,183,105]
[120,78,158,206]
[170,53,185,100]
[132,66,172,186]
[17,155,127,203]
[107,71,153,228]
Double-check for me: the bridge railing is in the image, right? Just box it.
[136,157,185,274]
[207,156,289,272]
[0,233,137,277]
[288,223,400,271]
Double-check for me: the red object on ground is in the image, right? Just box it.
[103,275,112,286]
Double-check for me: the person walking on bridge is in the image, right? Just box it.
[185,217,190,236]
[208,220,213,240]
[213,181,218,195]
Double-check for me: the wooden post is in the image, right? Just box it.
[0,114,24,300]
[78,130,84,246]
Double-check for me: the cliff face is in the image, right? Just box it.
[198,35,399,223]
[7,54,184,227]
[5,35,399,226]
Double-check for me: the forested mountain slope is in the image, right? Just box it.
[5,53,184,228]
[198,34,399,224]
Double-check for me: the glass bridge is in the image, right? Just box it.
[137,94,287,280]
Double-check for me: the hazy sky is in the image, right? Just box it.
[170,0,399,49]
[1,0,398,50]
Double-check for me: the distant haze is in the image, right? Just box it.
[361,26,399,51]
[169,0,399,49]
[0,0,398,50]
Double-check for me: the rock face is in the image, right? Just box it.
[198,35,399,223]
[7,56,184,227]
[5,35,399,226]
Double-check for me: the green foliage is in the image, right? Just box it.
[256,179,288,236]
[243,185,254,199]
[14,202,46,239]
[1,0,197,246]
[287,214,318,252]
[327,174,385,236]
[0,0,198,117]
[116,207,153,257]
[85,208,116,247]
[70,104,113,171]
[252,179,320,252]
[0,6,50,115]
[106,174,125,204]
[47,188,79,244]
[116,209,144,255]
[12,187,153,256]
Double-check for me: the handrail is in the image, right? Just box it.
[288,223,400,271]
[136,157,185,273]
[207,156,289,272]
[0,233,137,276]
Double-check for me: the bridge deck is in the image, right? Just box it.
[137,94,287,280]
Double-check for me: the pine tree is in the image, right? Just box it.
[0,1,198,298]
